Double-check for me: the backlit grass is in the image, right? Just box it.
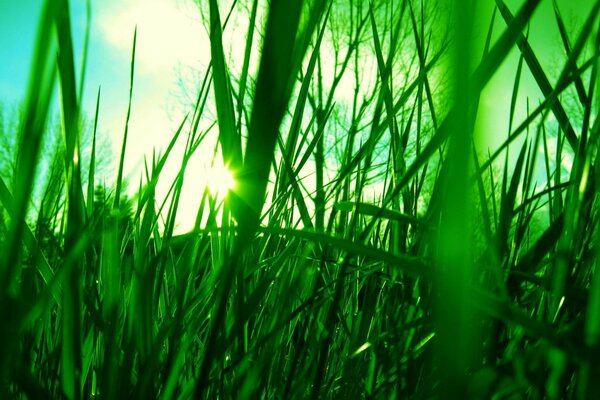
[1,0,600,398]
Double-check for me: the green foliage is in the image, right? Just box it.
[2,0,600,398]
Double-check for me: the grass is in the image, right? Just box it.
[1,0,600,398]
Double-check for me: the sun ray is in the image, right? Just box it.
[205,163,236,198]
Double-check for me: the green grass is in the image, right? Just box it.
[2,0,600,398]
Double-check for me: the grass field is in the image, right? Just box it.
[1,0,600,398]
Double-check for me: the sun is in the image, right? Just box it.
[206,164,236,197]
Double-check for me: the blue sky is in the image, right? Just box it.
[0,0,592,146]
[0,0,43,101]
[0,0,208,155]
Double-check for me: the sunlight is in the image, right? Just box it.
[98,0,208,74]
[206,164,236,197]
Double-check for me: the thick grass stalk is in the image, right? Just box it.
[55,0,87,397]
[432,1,478,397]
[232,0,305,236]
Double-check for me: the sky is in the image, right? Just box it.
[0,0,595,232]
[0,0,226,232]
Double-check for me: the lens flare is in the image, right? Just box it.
[206,164,236,197]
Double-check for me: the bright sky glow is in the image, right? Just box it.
[0,0,249,233]
[88,0,217,232]
[0,0,594,233]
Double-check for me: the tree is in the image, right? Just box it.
[0,100,114,232]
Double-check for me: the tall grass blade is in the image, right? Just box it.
[208,0,242,172]
[114,27,137,209]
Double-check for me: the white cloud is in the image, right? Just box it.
[91,0,211,169]
[97,0,209,76]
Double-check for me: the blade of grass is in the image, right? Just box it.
[208,0,242,172]
[0,0,58,298]
[114,27,137,209]
[86,87,100,219]
[552,0,589,106]
[55,0,85,396]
